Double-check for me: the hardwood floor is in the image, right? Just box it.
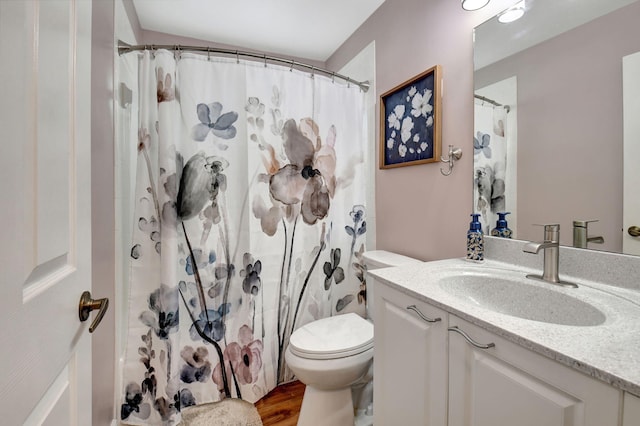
[255,380,305,426]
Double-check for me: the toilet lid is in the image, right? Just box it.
[289,313,374,360]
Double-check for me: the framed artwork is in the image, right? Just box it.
[379,65,442,169]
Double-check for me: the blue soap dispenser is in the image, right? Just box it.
[490,212,512,239]
[467,213,484,262]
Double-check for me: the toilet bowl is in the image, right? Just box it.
[285,251,421,426]
[285,313,374,426]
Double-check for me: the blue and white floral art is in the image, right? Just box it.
[381,66,440,167]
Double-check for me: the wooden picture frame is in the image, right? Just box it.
[379,65,442,169]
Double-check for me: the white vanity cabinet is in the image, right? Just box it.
[447,316,620,426]
[373,283,448,426]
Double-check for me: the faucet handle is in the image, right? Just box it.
[573,219,598,228]
[533,223,560,242]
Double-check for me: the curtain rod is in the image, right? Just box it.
[117,41,369,92]
[474,94,502,107]
[474,94,510,112]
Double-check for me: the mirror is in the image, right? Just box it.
[473,0,640,255]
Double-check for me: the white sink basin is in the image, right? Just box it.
[438,272,606,326]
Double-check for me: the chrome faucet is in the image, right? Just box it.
[523,224,578,288]
[573,220,604,248]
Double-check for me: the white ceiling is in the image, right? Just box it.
[131,0,386,62]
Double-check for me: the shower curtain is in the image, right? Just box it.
[473,102,509,234]
[120,50,368,425]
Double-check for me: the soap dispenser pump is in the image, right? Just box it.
[467,213,484,262]
[491,212,512,239]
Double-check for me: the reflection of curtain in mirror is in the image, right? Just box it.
[473,103,508,234]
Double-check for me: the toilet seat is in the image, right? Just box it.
[289,313,374,360]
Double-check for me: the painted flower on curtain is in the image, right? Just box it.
[185,249,216,275]
[157,67,175,103]
[188,303,230,343]
[334,205,368,314]
[177,153,229,221]
[121,382,151,421]
[191,102,238,150]
[246,91,369,381]
[346,205,366,256]
[172,149,238,399]
[268,118,337,225]
[139,283,180,340]
[323,248,345,290]
[474,131,492,158]
[212,325,263,394]
[180,346,212,384]
[248,95,352,381]
[240,255,262,296]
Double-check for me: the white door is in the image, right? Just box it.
[623,51,640,255]
[0,1,94,424]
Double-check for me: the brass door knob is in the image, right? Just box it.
[628,226,640,237]
[79,291,109,333]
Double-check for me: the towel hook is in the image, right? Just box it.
[440,145,463,176]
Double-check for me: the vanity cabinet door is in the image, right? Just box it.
[448,316,620,426]
[623,393,640,426]
[373,284,448,426]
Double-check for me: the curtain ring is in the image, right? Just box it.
[331,72,335,83]
[207,47,211,61]
[236,50,240,64]
[264,54,267,68]
[290,60,294,72]
[311,66,315,79]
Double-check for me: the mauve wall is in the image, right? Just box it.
[475,2,640,251]
[326,0,515,261]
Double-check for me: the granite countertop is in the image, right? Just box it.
[370,257,640,396]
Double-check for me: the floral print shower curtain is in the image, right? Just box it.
[120,50,368,425]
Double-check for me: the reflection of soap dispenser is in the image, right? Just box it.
[491,212,512,239]
[467,213,484,262]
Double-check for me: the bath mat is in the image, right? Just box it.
[180,399,263,426]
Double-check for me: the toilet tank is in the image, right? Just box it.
[362,250,421,321]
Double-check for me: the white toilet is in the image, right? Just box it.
[285,250,421,426]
